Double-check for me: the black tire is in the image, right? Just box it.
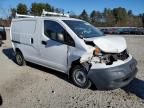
[71,65,92,89]
[16,51,26,66]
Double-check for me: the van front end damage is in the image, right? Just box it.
[88,57,137,90]
[80,52,137,90]
[71,35,137,89]
[68,44,137,90]
[68,35,137,89]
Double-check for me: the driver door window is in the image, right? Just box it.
[44,20,75,46]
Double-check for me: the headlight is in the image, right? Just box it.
[93,48,101,56]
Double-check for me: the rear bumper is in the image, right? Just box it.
[87,57,137,90]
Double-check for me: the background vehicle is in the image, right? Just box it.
[0,33,2,46]
[0,25,6,46]
[100,28,113,34]
[100,27,144,35]
[137,28,144,35]
[119,28,130,34]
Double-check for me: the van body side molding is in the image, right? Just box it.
[12,40,21,44]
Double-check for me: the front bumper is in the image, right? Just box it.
[87,57,137,90]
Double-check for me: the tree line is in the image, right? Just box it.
[6,3,144,27]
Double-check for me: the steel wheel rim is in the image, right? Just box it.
[74,70,87,85]
[16,54,22,64]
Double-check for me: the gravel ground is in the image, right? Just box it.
[0,31,144,108]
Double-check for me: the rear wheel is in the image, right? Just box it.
[16,51,26,66]
[71,65,92,89]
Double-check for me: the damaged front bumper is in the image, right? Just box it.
[87,57,137,90]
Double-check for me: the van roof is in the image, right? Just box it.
[12,16,82,22]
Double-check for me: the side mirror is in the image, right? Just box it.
[57,33,64,42]
[79,35,84,39]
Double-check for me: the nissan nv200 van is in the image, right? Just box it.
[10,12,137,89]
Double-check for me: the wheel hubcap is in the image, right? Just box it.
[74,70,86,85]
[17,55,22,64]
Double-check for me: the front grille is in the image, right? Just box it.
[102,50,129,65]
[117,50,129,60]
[107,50,129,61]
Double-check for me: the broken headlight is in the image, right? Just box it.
[93,47,102,56]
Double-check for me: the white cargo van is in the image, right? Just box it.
[10,11,137,89]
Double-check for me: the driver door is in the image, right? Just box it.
[39,20,74,73]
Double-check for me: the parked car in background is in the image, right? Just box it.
[100,28,113,34]
[0,25,6,46]
[100,27,144,35]
[0,35,2,46]
[137,28,144,35]
[119,28,130,34]
[111,28,121,34]
[100,29,110,34]
[130,28,138,34]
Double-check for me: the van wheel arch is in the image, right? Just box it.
[69,59,92,88]
[69,59,81,75]
[15,48,22,53]
[69,59,91,75]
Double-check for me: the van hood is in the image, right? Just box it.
[84,35,127,53]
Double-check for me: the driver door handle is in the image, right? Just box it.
[41,40,47,45]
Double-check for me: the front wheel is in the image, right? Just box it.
[16,51,26,66]
[71,65,92,89]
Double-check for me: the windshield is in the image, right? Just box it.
[63,20,104,38]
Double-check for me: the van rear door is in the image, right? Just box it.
[11,20,39,62]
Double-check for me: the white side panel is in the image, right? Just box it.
[11,20,36,34]
[11,20,40,62]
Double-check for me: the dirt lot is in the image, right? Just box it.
[0,30,144,108]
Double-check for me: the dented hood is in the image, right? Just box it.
[84,35,127,53]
